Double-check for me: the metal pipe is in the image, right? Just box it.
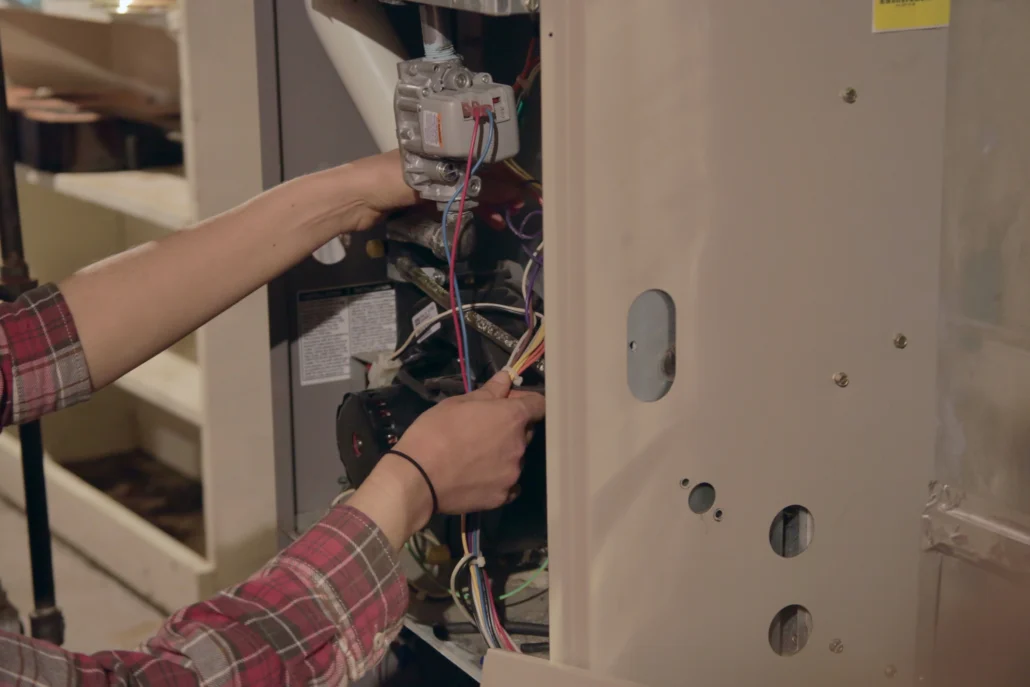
[305,0,406,153]
[419,4,456,62]
[19,420,63,645]
[0,39,26,287]
[0,31,64,647]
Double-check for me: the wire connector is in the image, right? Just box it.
[501,366,524,388]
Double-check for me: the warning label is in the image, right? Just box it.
[422,110,442,149]
[297,285,397,387]
[873,0,949,33]
[412,302,441,343]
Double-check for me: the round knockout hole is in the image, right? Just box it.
[769,505,814,559]
[679,478,691,489]
[713,509,724,522]
[769,604,812,657]
[687,482,716,514]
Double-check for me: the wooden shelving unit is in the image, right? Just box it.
[0,0,274,612]
[16,165,191,230]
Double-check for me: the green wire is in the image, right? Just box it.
[498,558,548,601]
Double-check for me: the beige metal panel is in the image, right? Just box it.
[928,1,1030,684]
[542,2,946,685]
[483,650,646,687]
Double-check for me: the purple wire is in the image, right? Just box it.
[524,250,542,327]
[505,208,542,240]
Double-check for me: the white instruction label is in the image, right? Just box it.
[422,110,442,149]
[412,302,441,343]
[297,285,397,386]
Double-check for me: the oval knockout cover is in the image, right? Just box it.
[627,289,676,402]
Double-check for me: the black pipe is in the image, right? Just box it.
[0,32,64,646]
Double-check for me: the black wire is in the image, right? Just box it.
[435,622,549,638]
[520,641,549,655]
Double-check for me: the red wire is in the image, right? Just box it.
[516,343,545,376]
[449,107,484,393]
[487,588,516,651]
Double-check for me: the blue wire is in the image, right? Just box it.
[443,112,500,646]
[441,109,495,392]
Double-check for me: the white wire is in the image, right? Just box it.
[448,554,481,627]
[521,245,542,310]
[391,303,537,360]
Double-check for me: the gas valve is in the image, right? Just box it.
[394,56,520,207]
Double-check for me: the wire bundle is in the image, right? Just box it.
[438,106,523,651]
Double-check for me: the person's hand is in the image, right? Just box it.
[346,371,545,549]
[396,371,544,514]
[349,149,530,231]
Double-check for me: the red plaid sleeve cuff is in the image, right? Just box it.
[0,505,408,686]
[0,283,92,426]
[134,504,409,684]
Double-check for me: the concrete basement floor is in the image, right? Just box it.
[0,498,165,653]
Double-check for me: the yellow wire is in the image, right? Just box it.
[510,322,545,378]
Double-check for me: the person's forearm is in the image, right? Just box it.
[347,448,434,550]
[60,152,406,389]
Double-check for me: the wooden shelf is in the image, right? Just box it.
[0,0,179,30]
[0,432,211,612]
[113,350,202,425]
[16,164,192,230]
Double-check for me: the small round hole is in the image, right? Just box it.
[679,478,690,489]
[770,505,814,558]
[687,483,716,514]
[629,341,638,352]
[769,604,812,657]
[713,509,724,521]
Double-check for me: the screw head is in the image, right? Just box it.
[662,347,676,378]
[834,372,850,388]
[842,87,858,104]
[894,333,909,349]
[829,639,844,654]
[421,87,430,97]
[523,0,540,11]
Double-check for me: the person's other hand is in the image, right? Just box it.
[395,371,544,516]
[347,371,544,549]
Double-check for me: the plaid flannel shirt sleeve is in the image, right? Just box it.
[0,283,93,426]
[1,506,409,686]
[0,284,410,686]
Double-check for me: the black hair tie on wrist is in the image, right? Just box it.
[384,450,439,523]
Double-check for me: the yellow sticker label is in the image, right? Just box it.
[873,0,950,33]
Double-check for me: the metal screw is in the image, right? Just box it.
[834,372,850,388]
[662,347,676,378]
[885,665,898,678]
[894,333,909,349]
[829,639,844,654]
[421,87,430,97]
[481,74,491,83]
[842,87,858,104]
[454,72,471,89]
[523,0,540,11]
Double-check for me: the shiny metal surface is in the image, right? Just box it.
[927,1,1030,685]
